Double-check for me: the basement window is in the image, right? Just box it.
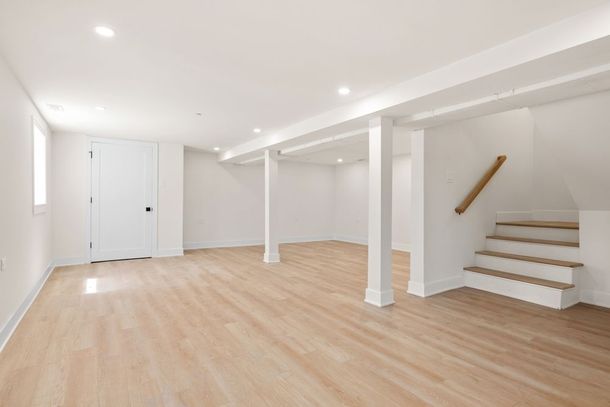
[33,119,47,214]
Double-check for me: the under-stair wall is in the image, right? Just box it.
[408,109,536,296]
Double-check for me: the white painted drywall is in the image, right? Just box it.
[334,155,412,251]
[409,109,535,295]
[579,211,610,307]
[530,90,610,210]
[183,150,335,248]
[158,143,184,256]
[52,133,88,264]
[0,56,53,344]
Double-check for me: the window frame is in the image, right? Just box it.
[32,117,47,215]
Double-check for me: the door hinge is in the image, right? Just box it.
[89,151,92,158]
[89,242,92,249]
[90,197,93,204]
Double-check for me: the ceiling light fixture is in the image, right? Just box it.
[253,128,261,133]
[94,26,115,38]
[338,87,351,96]
[196,112,203,116]
[95,106,106,111]
[213,147,220,151]
[337,158,343,163]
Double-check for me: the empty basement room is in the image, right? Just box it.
[3,2,610,407]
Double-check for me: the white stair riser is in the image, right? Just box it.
[464,271,577,309]
[495,225,579,242]
[475,254,575,284]
[485,239,580,262]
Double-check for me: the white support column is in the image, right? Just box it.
[407,130,425,296]
[264,150,280,263]
[365,117,394,307]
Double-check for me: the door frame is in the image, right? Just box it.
[85,137,158,263]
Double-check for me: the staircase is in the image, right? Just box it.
[464,217,583,309]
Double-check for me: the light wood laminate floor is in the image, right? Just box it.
[1,241,609,406]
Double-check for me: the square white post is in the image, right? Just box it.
[264,150,280,263]
[365,117,394,307]
[407,130,425,296]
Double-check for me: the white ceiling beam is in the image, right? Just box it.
[396,62,610,128]
[219,2,610,162]
[280,127,368,156]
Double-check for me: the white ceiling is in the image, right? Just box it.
[0,0,605,152]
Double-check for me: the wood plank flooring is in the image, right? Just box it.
[1,241,609,406]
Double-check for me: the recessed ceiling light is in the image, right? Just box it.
[47,104,64,112]
[338,87,351,96]
[253,128,261,133]
[94,26,115,38]
[95,106,106,111]
[337,158,343,163]
[213,147,220,151]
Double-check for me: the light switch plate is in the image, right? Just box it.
[0,257,6,272]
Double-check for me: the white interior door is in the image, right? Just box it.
[91,141,155,262]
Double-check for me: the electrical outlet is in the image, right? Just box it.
[0,257,6,272]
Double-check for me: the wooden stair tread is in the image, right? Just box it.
[496,220,579,230]
[464,266,575,289]
[476,250,583,268]
[486,235,579,247]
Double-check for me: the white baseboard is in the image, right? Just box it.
[263,252,281,263]
[580,289,610,308]
[155,248,184,257]
[407,274,464,297]
[364,288,395,307]
[184,236,334,250]
[0,261,55,353]
[333,235,411,253]
[53,257,88,267]
[333,235,367,246]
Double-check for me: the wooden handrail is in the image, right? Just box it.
[455,155,507,215]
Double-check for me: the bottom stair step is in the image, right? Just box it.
[463,266,578,309]
[464,266,574,289]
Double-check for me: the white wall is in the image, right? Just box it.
[409,109,535,296]
[183,150,335,248]
[0,57,53,348]
[530,90,610,210]
[158,143,184,256]
[52,133,88,263]
[334,155,412,251]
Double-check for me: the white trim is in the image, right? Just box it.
[32,116,48,214]
[53,257,88,267]
[364,288,395,307]
[155,248,184,258]
[263,252,280,263]
[185,239,263,250]
[86,137,159,262]
[184,236,333,250]
[0,261,55,353]
[332,235,411,252]
[580,289,610,308]
[407,274,465,297]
